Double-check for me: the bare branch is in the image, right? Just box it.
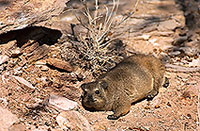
[118,0,140,26]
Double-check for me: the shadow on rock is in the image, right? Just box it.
[0,26,62,47]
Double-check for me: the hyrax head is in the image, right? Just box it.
[81,80,108,110]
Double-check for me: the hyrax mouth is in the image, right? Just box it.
[87,98,97,103]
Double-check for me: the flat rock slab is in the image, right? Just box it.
[49,94,78,111]
[0,0,69,34]
[0,106,18,131]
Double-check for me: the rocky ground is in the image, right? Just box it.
[0,0,200,130]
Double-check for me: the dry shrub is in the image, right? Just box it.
[61,0,139,76]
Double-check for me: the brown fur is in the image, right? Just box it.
[81,54,168,120]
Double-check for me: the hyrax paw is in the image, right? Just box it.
[147,94,155,101]
[163,77,169,88]
[107,115,120,120]
[163,82,169,88]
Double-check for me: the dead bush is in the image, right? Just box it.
[61,0,139,76]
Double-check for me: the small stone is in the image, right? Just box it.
[15,67,22,71]
[134,34,150,40]
[180,47,199,56]
[167,102,171,107]
[168,51,181,57]
[46,58,73,72]
[11,48,21,57]
[45,122,50,126]
[149,38,157,45]
[41,65,49,71]
[56,111,92,131]
[0,66,4,72]
[187,114,192,119]
[13,67,23,75]
[13,76,35,90]
[14,70,23,75]
[0,55,9,65]
[182,91,191,99]
[18,56,27,67]
[144,106,150,110]
[143,126,151,130]
[35,65,42,68]
[35,60,46,65]
[128,127,134,130]
[28,44,49,63]
[155,105,160,109]
[49,95,78,111]
[141,34,150,40]
[189,57,200,67]
[173,36,188,45]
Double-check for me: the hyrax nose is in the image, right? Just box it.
[88,94,92,99]
[88,94,95,102]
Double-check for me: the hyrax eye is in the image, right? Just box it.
[95,90,100,94]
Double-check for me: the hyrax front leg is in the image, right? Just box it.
[107,102,131,120]
[147,89,158,100]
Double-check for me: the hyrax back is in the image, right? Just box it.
[81,54,167,120]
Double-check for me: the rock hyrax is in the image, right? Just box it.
[81,54,169,120]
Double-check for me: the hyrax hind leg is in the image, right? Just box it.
[107,102,131,120]
[147,77,161,100]
[162,77,169,88]
[147,76,169,100]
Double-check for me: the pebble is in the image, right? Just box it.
[35,60,46,65]
[168,51,181,57]
[13,76,36,90]
[41,65,49,71]
[11,48,21,57]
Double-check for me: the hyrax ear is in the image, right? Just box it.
[99,80,108,90]
[80,83,87,91]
